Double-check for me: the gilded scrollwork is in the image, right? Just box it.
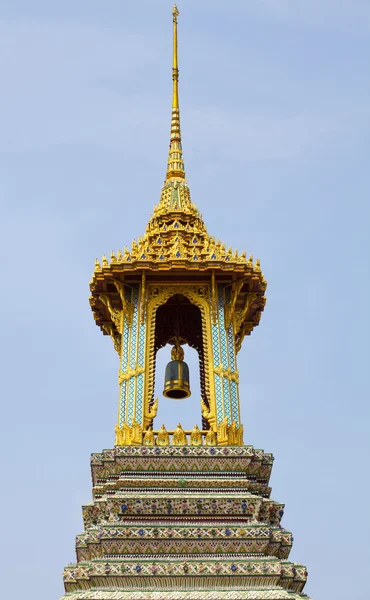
[201,397,211,420]
[226,420,244,445]
[114,422,131,445]
[118,365,145,384]
[113,280,133,326]
[143,397,158,430]
[115,421,143,446]
[224,278,246,331]
[235,292,258,333]
[201,396,216,431]
[147,286,160,302]
[216,416,244,446]
[131,421,142,445]
[214,365,240,384]
[99,295,123,334]
[218,417,229,446]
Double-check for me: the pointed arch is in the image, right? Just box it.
[143,284,217,431]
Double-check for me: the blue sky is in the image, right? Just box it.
[1,1,369,599]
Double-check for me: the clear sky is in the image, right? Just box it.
[1,1,369,599]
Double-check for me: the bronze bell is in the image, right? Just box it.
[163,343,191,400]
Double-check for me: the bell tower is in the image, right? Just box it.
[89,5,266,447]
[61,6,310,600]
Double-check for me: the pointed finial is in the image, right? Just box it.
[173,4,179,20]
[172,6,180,98]
[166,5,186,181]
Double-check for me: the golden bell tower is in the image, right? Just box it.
[61,7,310,600]
[89,5,266,447]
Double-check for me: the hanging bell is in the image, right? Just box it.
[163,343,191,400]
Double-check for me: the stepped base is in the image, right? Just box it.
[61,446,310,600]
[60,589,310,600]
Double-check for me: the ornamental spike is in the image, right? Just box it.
[166,5,186,181]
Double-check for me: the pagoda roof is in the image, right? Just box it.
[89,2,266,353]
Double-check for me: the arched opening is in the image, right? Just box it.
[149,293,211,430]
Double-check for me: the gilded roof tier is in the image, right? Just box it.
[89,4,266,352]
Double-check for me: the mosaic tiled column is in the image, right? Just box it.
[119,284,146,427]
[211,283,240,427]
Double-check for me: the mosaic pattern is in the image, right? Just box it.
[210,285,223,424]
[92,460,272,482]
[90,446,274,487]
[76,541,291,562]
[119,288,131,427]
[76,524,292,544]
[61,592,308,600]
[227,306,239,424]
[63,558,305,580]
[135,315,146,424]
[61,445,308,600]
[75,525,292,561]
[218,286,231,420]
[82,494,284,528]
[91,464,272,487]
[210,284,240,427]
[62,557,308,597]
[118,285,146,427]
[95,445,272,458]
[92,476,271,497]
[128,286,139,425]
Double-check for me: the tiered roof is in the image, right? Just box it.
[89,4,267,354]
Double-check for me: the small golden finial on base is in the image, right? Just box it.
[156,424,170,446]
[173,423,187,446]
[205,429,217,446]
[143,427,155,446]
[190,424,202,446]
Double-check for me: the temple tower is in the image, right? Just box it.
[61,6,310,600]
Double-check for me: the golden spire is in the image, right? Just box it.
[166,5,185,181]
[153,5,199,216]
